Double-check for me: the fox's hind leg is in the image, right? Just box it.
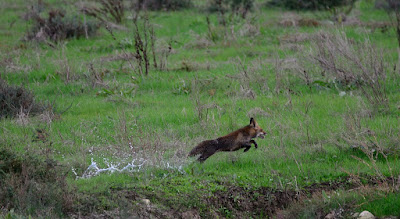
[243,143,252,152]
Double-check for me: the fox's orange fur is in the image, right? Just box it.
[188,118,267,162]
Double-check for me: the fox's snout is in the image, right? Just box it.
[250,118,267,140]
[256,131,267,139]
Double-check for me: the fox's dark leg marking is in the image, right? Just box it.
[250,140,258,149]
[243,143,252,152]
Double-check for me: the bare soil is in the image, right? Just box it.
[70,176,394,218]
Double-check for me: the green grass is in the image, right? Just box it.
[1,0,400,217]
[362,192,400,217]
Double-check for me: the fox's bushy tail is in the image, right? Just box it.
[188,140,214,157]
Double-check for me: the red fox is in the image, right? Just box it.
[188,118,267,162]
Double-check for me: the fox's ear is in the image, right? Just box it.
[250,118,255,127]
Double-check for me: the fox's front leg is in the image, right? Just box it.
[243,140,258,152]
[250,140,258,149]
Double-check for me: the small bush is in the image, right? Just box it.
[0,149,74,217]
[267,0,354,10]
[0,80,44,119]
[207,0,254,18]
[134,0,192,11]
[26,9,99,42]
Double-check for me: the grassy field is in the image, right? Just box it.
[1,0,400,218]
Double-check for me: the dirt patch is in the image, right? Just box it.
[203,176,392,218]
[68,176,395,218]
[206,185,298,217]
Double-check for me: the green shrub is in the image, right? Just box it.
[0,149,74,217]
[0,80,44,119]
[267,0,354,10]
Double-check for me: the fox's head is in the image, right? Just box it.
[250,118,267,139]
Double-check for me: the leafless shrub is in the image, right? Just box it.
[185,31,214,49]
[132,16,158,75]
[274,57,284,94]
[114,110,133,147]
[26,9,99,42]
[85,62,108,88]
[239,84,256,99]
[226,58,260,99]
[54,46,77,84]
[82,0,124,24]
[192,96,219,122]
[227,60,255,99]
[190,78,221,122]
[38,109,57,125]
[301,31,389,112]
[271,54,304,95]
[238,21,260,37]
[247,107,270,118]
[0,80,45,119]
[102,15,158,75]
[37,99,68,126]
[95,51,139,78]
[300,100,314,146]
[205,14,260,46]
[15,108,31,126]
[227,58,270,98]
[207,0,254,20]
[0,51,33,75]
[157,41,172,71]
[38,99,67,125]
[279,16,320,27]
